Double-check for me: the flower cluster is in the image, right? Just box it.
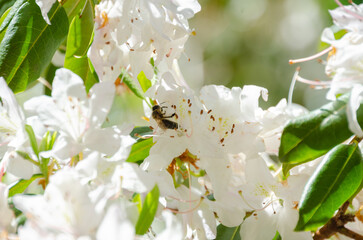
[1,0,363,240]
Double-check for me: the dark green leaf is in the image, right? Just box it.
[126,138,154,163]
[0,0,16,17]
[8,174,42,197]
[0,7,10,42]
[279,94,363,174]
[0,0,68,93]
[84,58,99,92]
[295,143,363,231]
[43,62,58,96]
[0,0,26,33]
[215,224,241,240]
[122,71,145,100]
[25,124,38,158]
[135,185,160,235]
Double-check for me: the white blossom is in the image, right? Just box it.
[322,28,363,100]
[96,200,137,240]
[24,68,121,161]
[14,168,104,239]
[0,77,36,179]
[35,0,56,25]
[239,158,312,240]
[0,183,14,233]
[142,78,267,202]
[0,77,26,157]
[88,0,200,82]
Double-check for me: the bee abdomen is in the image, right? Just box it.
[162,119,178,130]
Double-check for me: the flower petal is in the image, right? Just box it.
[347,85,363,138]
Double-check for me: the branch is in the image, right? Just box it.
[313,201,363,240]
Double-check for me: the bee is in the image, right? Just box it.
[152,105,178,130]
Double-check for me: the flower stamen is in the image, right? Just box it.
[289,46,333,64]
[335,0,363,20]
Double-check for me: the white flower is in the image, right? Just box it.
[88,0,201,82]
[35,0,56,25]
[142,79,266,201]
[153,211,183,240]
[24,68,120,161]
[14,168,103,238]
[329,3,363,34]
[322,29,363,100]
[0,77,37,179]
[0,183,14,233]
[166,185,217,240]
[239,158,312,240]
[347,84,363,138]
[258,99,307,155]
[96,200,137,240]
[0,77,26,157]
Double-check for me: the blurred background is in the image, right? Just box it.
[180,0,363,110]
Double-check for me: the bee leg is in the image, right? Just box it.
[160,106,168,114]
[163,113,176,118]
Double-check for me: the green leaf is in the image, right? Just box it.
[295,142,363,231]
[39,131,50,152]
[62,0,87,21]
[279,94,363,174]
[126,138,154,163]
[130,126,153,139]
[64,0,98,92]
[0,0,68,93]
[49,131,57,149]
[0,7,10,42]
[272,232,281,240]
[43,62,58,96]
[215,224,241,240]
[0,0,16,17]
[64,0,93,58]
[318,29,347,52]
[8,174,43,197]
[39,156,50,181]
[137,71,152,93]
[135,185,160,235]
[0,0,26,33]
[25,124,38,158]
[15,214,26,227]
[16,150,38,166]
[122,71,145,100]
[132,193,142,212]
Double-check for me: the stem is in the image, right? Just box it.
[350,136,363,144]
[337,227,363,240]
[313,201,363,240]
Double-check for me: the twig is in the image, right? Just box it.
[313,201,363,240]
